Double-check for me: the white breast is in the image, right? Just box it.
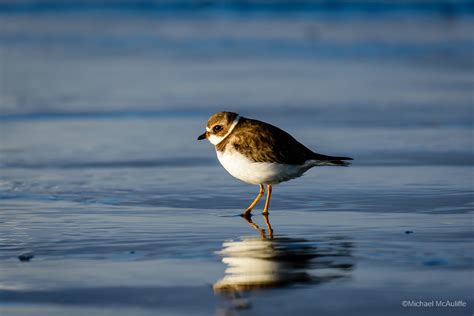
[216,149,313,185]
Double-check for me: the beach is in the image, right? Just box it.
[1,2,473,315]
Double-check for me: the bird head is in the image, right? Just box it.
[198,111,240,145]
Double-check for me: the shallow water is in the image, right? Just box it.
[1,3,474,316]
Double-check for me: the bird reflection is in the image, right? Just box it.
[241,212,274,239]
[214,214,354,293]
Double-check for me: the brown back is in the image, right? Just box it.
[216,117,316,165]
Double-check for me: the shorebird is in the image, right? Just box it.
[198,111,352,218]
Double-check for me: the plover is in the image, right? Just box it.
[198,111,352,217]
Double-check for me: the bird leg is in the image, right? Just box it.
[242,184,264,218]
[262,184,272,215]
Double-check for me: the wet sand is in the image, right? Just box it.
[1,198,472,315]
[1,118,472,315]
[1,3,473,315]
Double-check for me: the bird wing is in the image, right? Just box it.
[227,118,353,165]
[228,118,317,165]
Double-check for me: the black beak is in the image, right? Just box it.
[197,131,208,140]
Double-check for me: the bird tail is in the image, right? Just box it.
[310,153,353,167]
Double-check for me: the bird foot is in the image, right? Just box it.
[240,212,252,219]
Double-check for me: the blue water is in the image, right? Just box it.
[1,3,473,316]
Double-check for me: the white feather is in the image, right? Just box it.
[216,149,315,185]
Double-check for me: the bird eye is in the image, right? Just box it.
[213,125,223,132]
